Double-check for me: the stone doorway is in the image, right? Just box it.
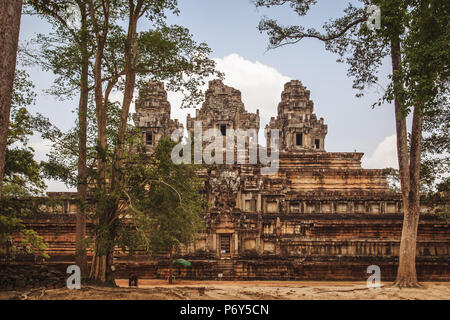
[219,234,232,256]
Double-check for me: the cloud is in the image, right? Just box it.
[362,134,398,169]
[214,53,291,125]
[28,136,52,163]
[44,179,75,193]
[169,53,291,143]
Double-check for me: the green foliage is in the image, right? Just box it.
[410,1,450,192]
[126,138,205,254]
[23,1,222,105]
[401,0,449,113]
[136,24,223,107]
[0,198,53,259]
[4,149,44,196]
[41,101,122,188]
[25,0,223,187]
[23,1,94,98]
[420,102,449,192]
[423,177,450,222]
[386,168,401,192]
[3,70,54,196]
[0,68,59,258]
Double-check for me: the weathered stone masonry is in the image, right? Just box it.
[5,80,449,281]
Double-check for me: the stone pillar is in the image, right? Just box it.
[234,233,239,256]
[257,194,262,213]
[348,201,354,214]
[236,191,242,210]
[212,233,217,253]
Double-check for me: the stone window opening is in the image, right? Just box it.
[315,139,320,149]
[146,132,153,146]
[220,124,227,136]
[296,133,303,146]
[220,234,231,254]
[245,199,257,212]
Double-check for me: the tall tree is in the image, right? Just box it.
[0,0,23,197]
[3,69,50,196]
[126,139,205,284]
[36,0,221,284]
[24,0,94,275]
[255,0,449,287]
[0,69,51,260]
[76,1,90,275]
[393,0,448,287]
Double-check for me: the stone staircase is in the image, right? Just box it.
[216,259,235,280]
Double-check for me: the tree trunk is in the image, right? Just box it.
[89,219,117,285]
[75,3,89,276]
[87,0,120,285]
[168,246,174,284]
[93,45,107,187]
[390,37,411,202]
[390,35,423,288]
[0,0,23,197]
[110,11,139,192]
[395,106,424,287]
[90,252,113,284]
[87,0,109,188]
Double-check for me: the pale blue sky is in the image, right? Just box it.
[18,0,402,191]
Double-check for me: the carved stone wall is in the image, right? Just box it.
[186,80,260,135]
[10,214,449,281]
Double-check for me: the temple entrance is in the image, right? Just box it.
[296,133,303,146]
[219,234,231,256]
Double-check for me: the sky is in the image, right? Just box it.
[18,0,403,192]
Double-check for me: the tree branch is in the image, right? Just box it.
[260,16,367,49]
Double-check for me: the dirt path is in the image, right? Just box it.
[1,281,449,300]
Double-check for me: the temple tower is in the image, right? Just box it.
[186,80,260,136]
[266,80,327,151]
[133,81,183,153]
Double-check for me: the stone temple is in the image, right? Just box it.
[5,80,449,281]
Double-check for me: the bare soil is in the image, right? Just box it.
[1,280,449,300]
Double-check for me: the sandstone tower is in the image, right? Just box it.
[266,80,327,151]
[133,81,183,153]
[186,79,260,136]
